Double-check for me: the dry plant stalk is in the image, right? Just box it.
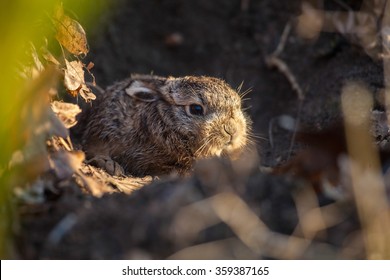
[383,1,390,117]
[292,186,347,240]
[171,192,340,259]
[341,82,390,259]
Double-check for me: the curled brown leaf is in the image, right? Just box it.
[63,59,96,102]
[51,101,81,129]
[64,59,84,92]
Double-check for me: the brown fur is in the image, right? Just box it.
[75,74,250,177]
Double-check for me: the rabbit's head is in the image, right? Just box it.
[125,75,250,161]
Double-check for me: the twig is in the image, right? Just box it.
[266,56,304,101]
[272,22,292,57]
[287,101,303,159]
[265,22,304,101]
[265,22,305,160]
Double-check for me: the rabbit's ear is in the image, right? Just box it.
[125,81,160,102]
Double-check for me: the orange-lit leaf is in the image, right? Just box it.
[54,4,88,56]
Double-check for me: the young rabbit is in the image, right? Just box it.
[75,74,250,177]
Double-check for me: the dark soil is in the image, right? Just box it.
[16,0,387,259]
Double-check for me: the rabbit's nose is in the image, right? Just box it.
[223,122,237,143]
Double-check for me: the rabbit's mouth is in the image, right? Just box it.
[195,120,247,159]
[204,132,247,159]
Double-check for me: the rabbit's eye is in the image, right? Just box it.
[186,104,205,116]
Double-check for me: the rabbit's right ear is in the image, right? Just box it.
[125,81,160,102]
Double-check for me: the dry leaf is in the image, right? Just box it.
[79,163,152,195]
[63,59,96,101]
[54,4,89,56]
[64,59,84,92]
[79,83,96,102]
[51,101,81,128]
